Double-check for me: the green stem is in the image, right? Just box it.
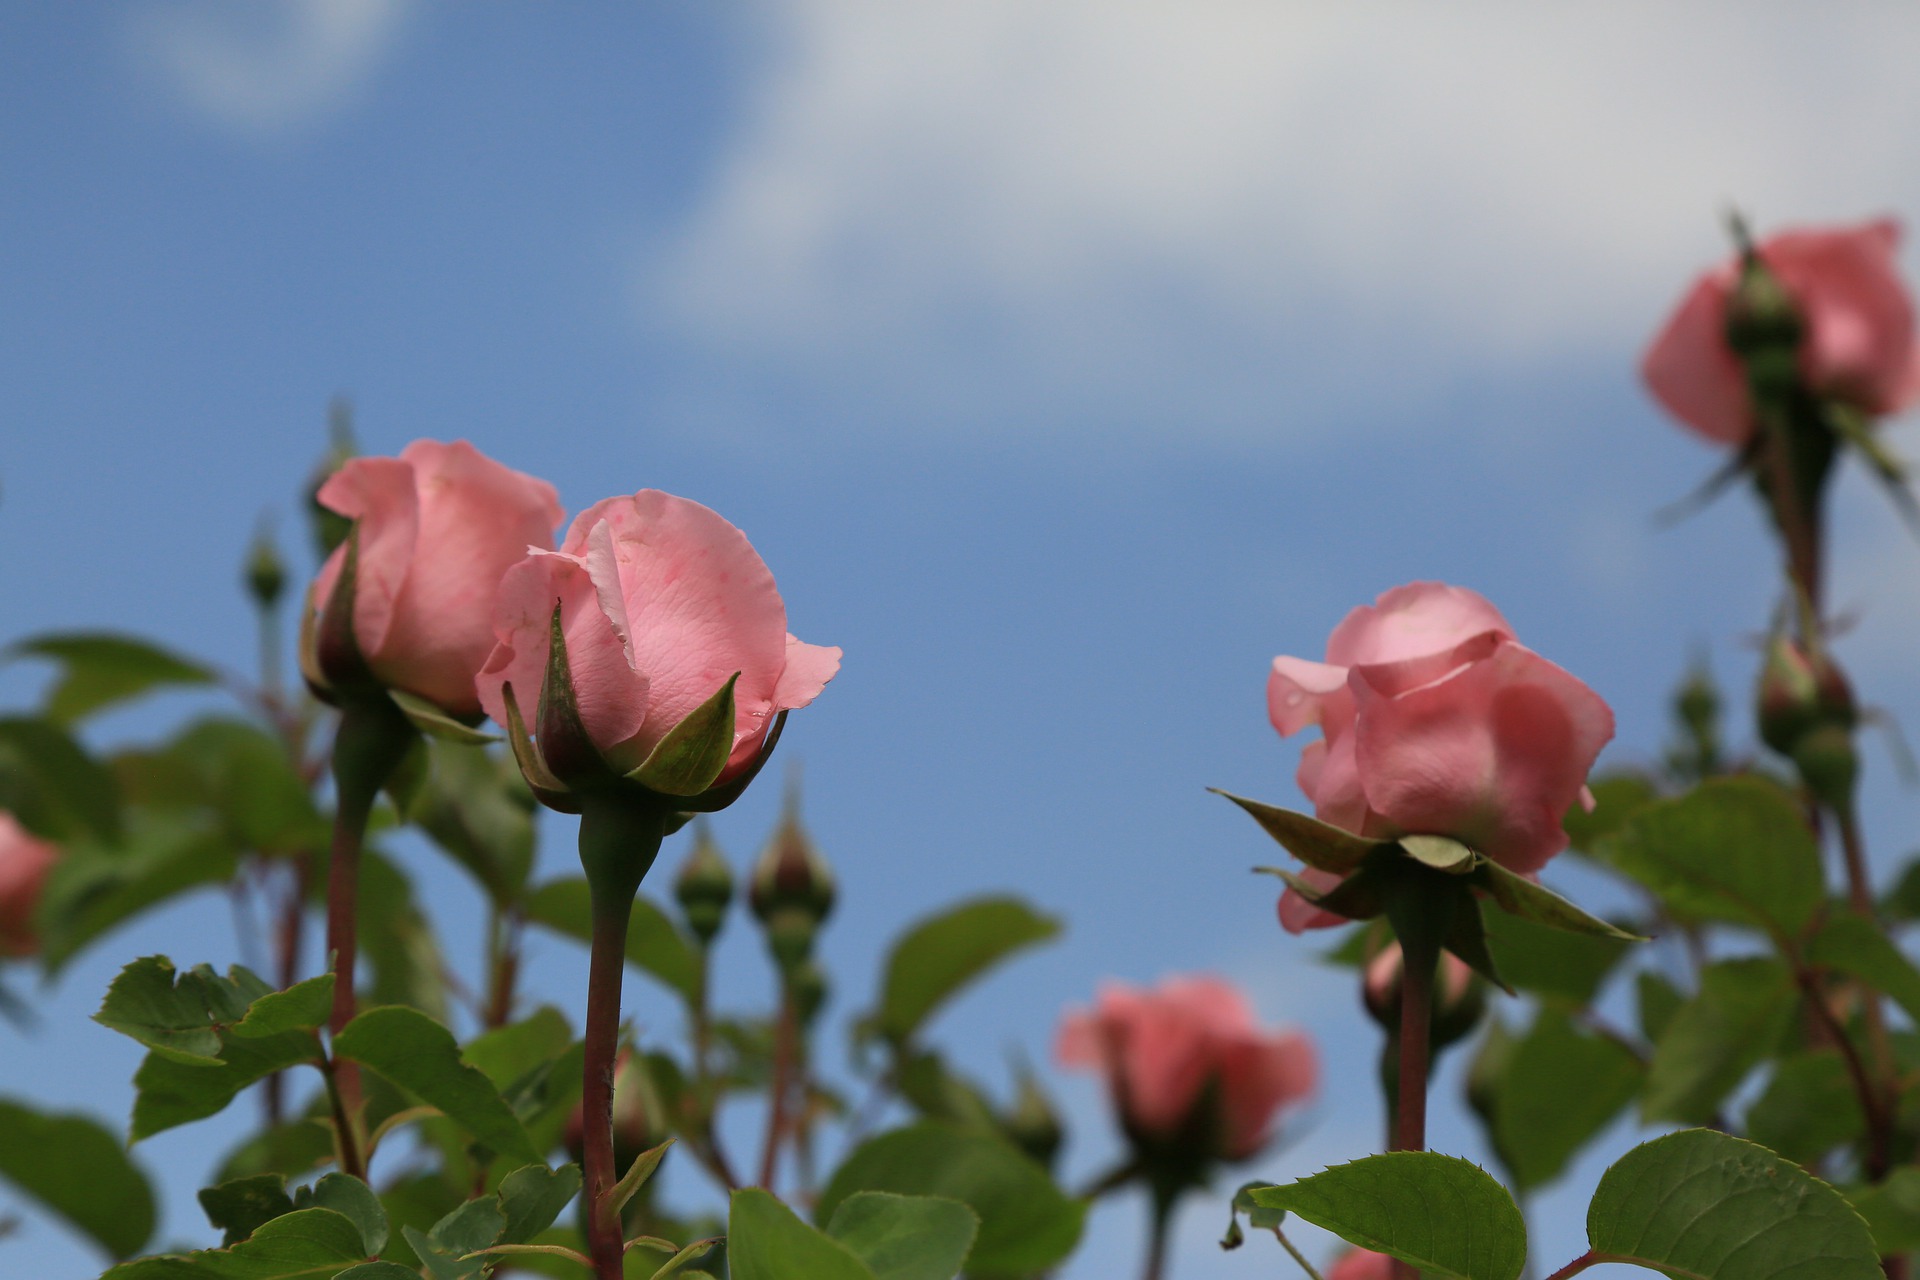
[1273,1225,1326,1280]
[1835,802,1900,1183]
[1141,1183,1176,1280]
[318,1042,365,1180]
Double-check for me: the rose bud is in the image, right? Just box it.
[1362,942,1483,1050]
[673,820,735,946]
[1327,1248,1394,1280]
[1756,631,1855,759]
[476,491,840,819]
[1644,218,1920,447]
[244,523,288,612]
[308,439,562,716]
[1266,582,1613,932]
[0,813,59,958]
[748,793,835,971]
[1055,975,1316,1173]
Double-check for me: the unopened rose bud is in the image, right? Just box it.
[673,821,734,946]
[749,786,834,968]
[0,813,59,958]
[1756,632,1855,759]
[244,524,287,611]
[1362,943,1483,1050]
[1724,247,1805,363]
[1793,723,1860,814]
[1666,658,1723,779]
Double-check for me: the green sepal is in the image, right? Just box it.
[500,681,579,814]
[309,523,376,702]
[610,1137,674,1215]
[1212,790,1388,873]
[536,603,615,787]
[1471,859,1644,941]
[629,673,741,797]
[1253,864,1384,922]
[389,690,499,746]
[1398,835,1477,873]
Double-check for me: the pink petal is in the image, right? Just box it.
[1641,266,1753,446]
[1768,219,1918,414]
[315,455,419,663]
[1268,656,1350,738]
[1351,640,1614,874]
[1277,867,1348,933]
[1324,582,1514,668]
[1216,1028,1317,1160]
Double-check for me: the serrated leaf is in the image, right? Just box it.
[525,878,701,1006]
[872,897,1061,1045]
[7,632,215,725]
[1212,789,1388,872]
[101,1207,374,1279]
[132,1030,320,1142]
[496,1163,580,1245]
[1845,1168,1920,1253]
[232,974,333,1039]
[1492,1009,1643,1191]
[93,956,274,1063]
[732,1188,875,1280]
[1587,1129,1879,1279]
[630,673,740,796]
[1642,957,1795,1125]
[1248,1151,1525,1280]
[334,1006,542,1167]
[0,714,123,840]
[817,1122,1083,1275]
[1599,777,1823,939]
[826,1191,978,1280]
[1746,1053,1865,1166]
[199,1174,295,1247]
[296,1174,388,1257]
[0,1098,155,1259]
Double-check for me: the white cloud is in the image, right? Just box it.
[134,0,407,134]
[649,2,1920,443]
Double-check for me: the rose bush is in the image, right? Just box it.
[1055,974,1316,1163]
[1643,218,1920,445]
[1267,582,1613,931]
[311,438,563,714]
[0,813,57,957]
[476,489,841,782]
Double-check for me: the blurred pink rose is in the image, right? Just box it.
[1643,218,1920,445]
[0,813,58,958]
[313,439,562,715]
[1326,1248,1394,1280]
[1268,583,1613,932]
[1363,942,1474,1018]
[1055,974,1316,1162]
[476,490,841,781]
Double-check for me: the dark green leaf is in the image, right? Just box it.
[0,1098,155,1259]
[1807,913,1920,1025]
[731,1188,874,1280]
[526,878,701,1006]
[1883,857,1920,923]
[826,1192,978,1280]
[405,1194,507,1280]
[410,740,536,903]
[163,718,327,851]
[38,817,237,973]
[1492,1009,1643,1191]
[101,1208,374,1279]
[496,1163,581,1245]
[817,1123,1083,1275]
[1845,1168,1920,1253]
[295,1174,388,1257]
[1248,1151,1525,1280]
[334,1267,424,1280]
[93,956,273,1063]
[1562,771,1659,855]
[0,715,122,840]
[1642,958,1795,1124]
[213,1121,335,1184]
[1482,906,1631,1005]
[8,632,214,725]
[1746,1053,1865,1166]
[232,975,333,1039]
[132,1031,319,1142]
[873,897,1062,1044]
[1637,971,1684,1044]
[358,849,449,1022]
[1587,1129,1879,1279]
[1600,777,1823,938]
[199,1174,295,1247]
[1212,789,1389,872]
[334,1005,542,1167]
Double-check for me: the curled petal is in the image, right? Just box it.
[1642,267,1751,446]
[1324,582,1514,668]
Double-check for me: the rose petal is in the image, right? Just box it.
[1324,582,1514,668]
[315,455,420,663]
[1641,266,1752,446]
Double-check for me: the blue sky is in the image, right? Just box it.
[8,4,1920,1277]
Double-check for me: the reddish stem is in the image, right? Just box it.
[263,852,311,1126]
[759,986,798,1190]
[1390,946,1434,1280]
[582,899,632,1280]
[323,782,375,1115]
[1542,1250,1603,1280]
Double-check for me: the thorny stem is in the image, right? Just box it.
[1542,1250,1604,1280]
[1390,943,1435,1280]
[582,896,633,1280]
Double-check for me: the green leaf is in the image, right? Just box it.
[1492,1009,1643,1191]
[1642,958,1796,1124]
[158,718,328,851]
[1883,857,1920,923]
[93,956,273,1063]
[872,897,1062,1045]
[1247,1151,1525,1280]
[1482,905,1631,1005]
[610,1139,672,1215]
[826,1192,978,1280]
[1806,913,1920,1025]
[496,1163,581,1245]
[1845,1168,1920,1253]
[1211,789,1389,872]
[199,1174,295,1247]
[817,1123,1083,1275]
[7,632,214,726]
[731,1188,875,1280]
[0,714,123,840]
[357,850,451,1023]
[0,1098,155,1260]
[295,1174,388,1257]
[406,1197,505,1280]
[334,1267,424,1280]
[525,878,702,1006]
[1586,1129,1879,1279]
[410,740,536,903]
[101,1208,374,1279]
[38,816,238,973]
[232,974,333,1039]
[1563,771,1659,855]
[131,1031,320,1142]
[334,1006,542,1167]
[1600,777,1824,938]
[1637,971,1684,1044]
[1472,859,1642,940]
[1746,1053,1865,1166]
[388,690,499,745]
[630,673,740,796]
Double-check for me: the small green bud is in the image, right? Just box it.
[1794,724,1860,814]
[749,784,835,929]
[673,821,734,946]
[764,905,818,972]
[1756,632,1854,758]
[244,523,287,610]
[1002,1061,1065,1169]
[1665,656,1723,779]
[1725,250,1804,360]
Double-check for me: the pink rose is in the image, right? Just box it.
[1268,583,1613,932]
[1643,218,1920,445]
[0,813,58,958]
[1326,1248,1394,1280]
[1363,942,1474,1018]
[1055,975,1316,1162]
[475,490,841,783]
[312,439,563,715]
